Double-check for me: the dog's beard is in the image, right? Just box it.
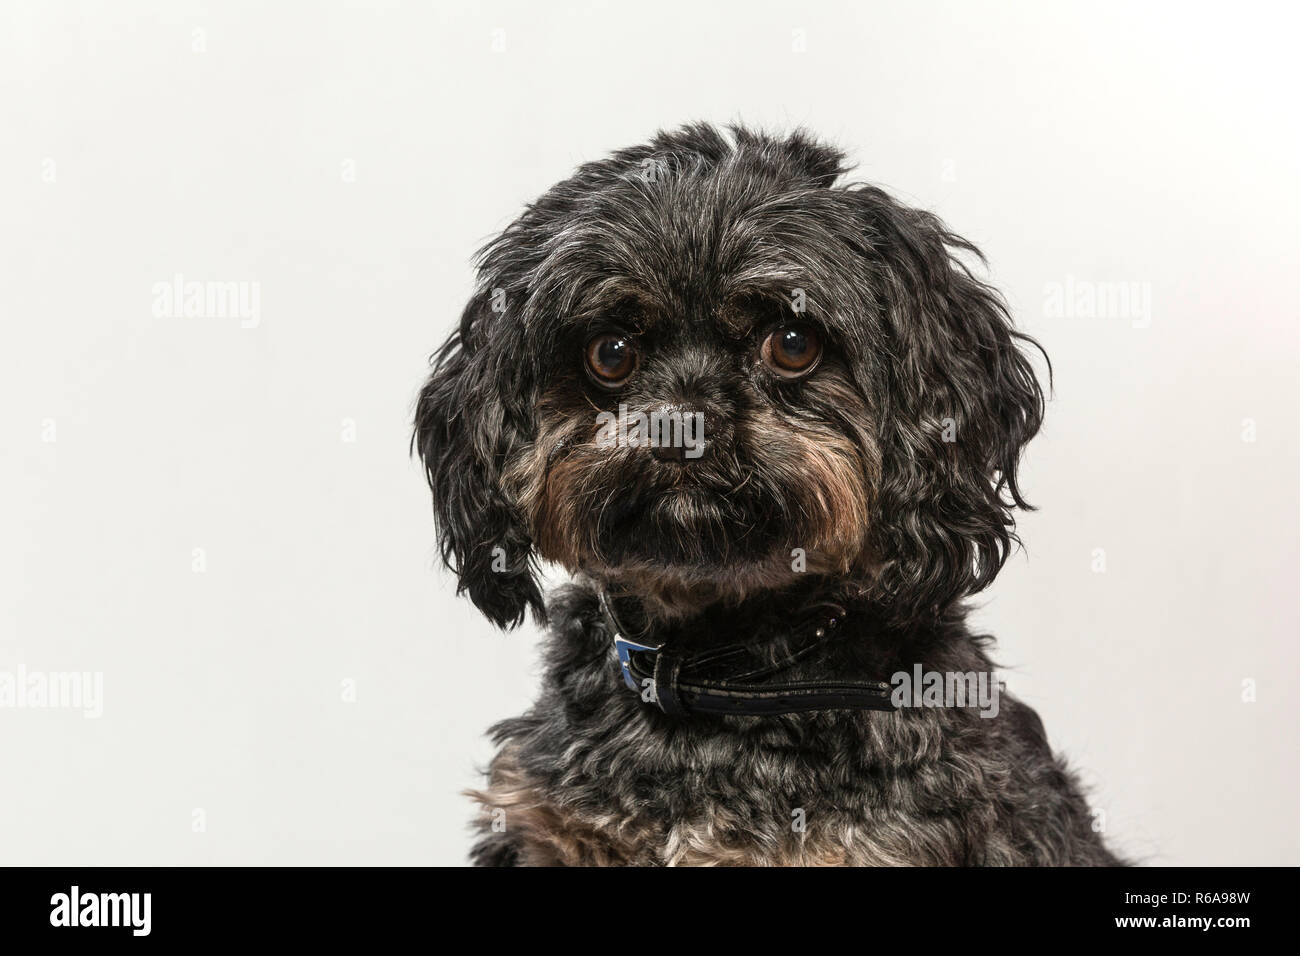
[595,478,778,568]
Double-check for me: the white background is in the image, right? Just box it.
[2,0,1297,865]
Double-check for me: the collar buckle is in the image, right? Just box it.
[613,634,661,691]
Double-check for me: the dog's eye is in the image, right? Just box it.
[761,325,822,378]
[585,333,638,387]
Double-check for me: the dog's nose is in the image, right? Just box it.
[653,443,696,462]
[646,404,709,463]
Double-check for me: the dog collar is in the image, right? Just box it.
[598,590,895,719]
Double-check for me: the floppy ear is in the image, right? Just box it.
[851,187,1048,622]
[413,294,544,629]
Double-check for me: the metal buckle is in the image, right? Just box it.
[613,633,661,691]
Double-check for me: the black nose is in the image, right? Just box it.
[653,443,692,462]
[646,404,709,463]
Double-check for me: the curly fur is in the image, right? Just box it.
[414,123,1121,866]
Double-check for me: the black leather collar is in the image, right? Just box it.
[598,590,895,718]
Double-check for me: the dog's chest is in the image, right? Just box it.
[470,611,1001,866]
[472,722,971,866]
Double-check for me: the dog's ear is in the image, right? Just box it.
[413,293,544,629]
[849,187,1048,621]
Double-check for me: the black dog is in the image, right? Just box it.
[415,123,1121,866]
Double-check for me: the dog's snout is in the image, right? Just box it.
[652,442,696,462]
[646,403,710,463]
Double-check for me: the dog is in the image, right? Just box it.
[414,123,1122,866]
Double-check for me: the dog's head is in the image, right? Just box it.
[415,124,1045,628]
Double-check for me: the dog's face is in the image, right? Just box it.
[416,124,1045,627]
[504,260,882,614]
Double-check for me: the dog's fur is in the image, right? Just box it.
[415,123,1122,866]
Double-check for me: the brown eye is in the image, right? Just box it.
[585,333,638,386]
[762,325,822,378]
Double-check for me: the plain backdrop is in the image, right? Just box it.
[2,0,1297,866]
